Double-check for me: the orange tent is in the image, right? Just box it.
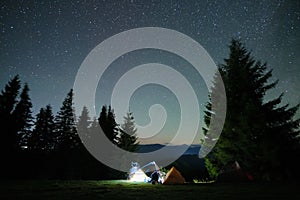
[163,167,185,185]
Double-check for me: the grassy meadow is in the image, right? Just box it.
[1,180,299,200]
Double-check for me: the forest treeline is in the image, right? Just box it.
[0,39,299,181]
[0,77,138,179]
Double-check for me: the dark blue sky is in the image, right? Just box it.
[1,0,299,144]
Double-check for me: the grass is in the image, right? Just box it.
[1,180,299,200]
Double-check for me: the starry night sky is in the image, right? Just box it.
[1,0,299,144]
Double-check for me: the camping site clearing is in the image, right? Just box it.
[1,180,299,200]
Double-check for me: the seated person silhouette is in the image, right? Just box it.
[150,170,159,184]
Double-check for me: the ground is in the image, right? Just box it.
[1,180,299,200]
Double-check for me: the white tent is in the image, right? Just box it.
[129,169,151,182]
[128,161,161,183]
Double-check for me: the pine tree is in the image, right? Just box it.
[77,106,91,141]
[0,75,21,153]
[118,112,139,152]
[55,89,81,151]
[107,106,119,145]
[0,75,21,116]
[98,105,108,134]
[203,39,300,181]
[12,83,33,148]
[29,105,55,152]
[98,105,118,145]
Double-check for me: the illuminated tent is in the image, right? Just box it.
[128,161,161,183]
[162,167,185,185]
[130,169,151,182]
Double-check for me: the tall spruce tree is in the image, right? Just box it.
[118,112,139,152]
[98,105,118,145]
[0,75,21,153]
[203,39,300,181]
[55,89,81,150]
[77,106,91,140]
[29,105,55,151]
[98,105,108,134]
[12,83,33,148]
[107,106,119,145]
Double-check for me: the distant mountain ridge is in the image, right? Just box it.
[137,144,201,155]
